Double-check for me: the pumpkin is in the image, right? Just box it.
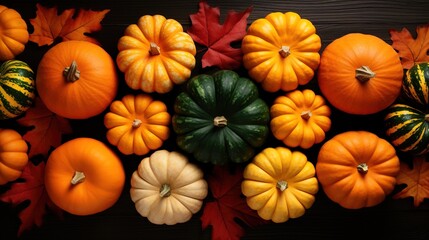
[316,131,400,209]
[44,138,125,216]
[0,60,35,120]
[0,128,29,185]
[104,93,171,155]
[270,89,331,149]
[0,5,28,61]
[116,14,196,94]
[241,11,321,92]
[130,150,208,225]
[172,70,270,164]
[317,33,404,115]
[36,40,118,119]
[384,103,429,155]
[241,147,318,223]
[402,62,429,107]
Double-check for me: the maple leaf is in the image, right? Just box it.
[17,97,73,158]
[0,161,63,236]
[393,156,429,207]
[29,3,110,46]
[390,23,429,69]
[187,1,253,70]
[201,166,268,240]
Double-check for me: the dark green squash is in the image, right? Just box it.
[172,70,270,165]
[403,62,429,107]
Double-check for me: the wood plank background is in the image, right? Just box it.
[1,0,429,239]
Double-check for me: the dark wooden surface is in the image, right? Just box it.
[1,0,429,239]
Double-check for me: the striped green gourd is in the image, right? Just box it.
[0,60,35,120]
[384,103,429,155]
[402,62,429,107]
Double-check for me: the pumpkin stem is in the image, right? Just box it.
[149,42,161,56]
[301,110,312,120]
[71,171,85,185]
[357,163,368,174]
[276,180,288,191]
[132,119,142,128]
[355,66,376,82]
[213,116,227,127]
[279,46,291,58]
[63,60,80,82]
[159,184,171,197]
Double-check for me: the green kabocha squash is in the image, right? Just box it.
[385,103,429,155]
[172,70,270,165]
[0,60,35,120]
[402,62,429,107]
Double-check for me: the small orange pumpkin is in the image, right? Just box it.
[0,5,29,61]
[0,128,29,185]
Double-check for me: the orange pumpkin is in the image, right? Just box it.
[36,40,118,119]
[317,33,403,115]
[44,138,125,215]
[316,131,400,209]
[104,94,171,155]
[0,128,29,185]
[0,5,29,61]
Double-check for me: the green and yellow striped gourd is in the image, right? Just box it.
[402,62,429,107]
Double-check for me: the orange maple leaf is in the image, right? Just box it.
[393,156,429,207]
[390,23,429,69]
[29,3,110,46]
[17,97,73,158]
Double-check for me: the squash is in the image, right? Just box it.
[241,11,321,92]
[317,33,403,115]
[36,40,118,119]
[172,70,270,164]
[130,150,208,225]
[241,147,318,223]
[0,128,29,185]
[270,89,331,149]
[384,103,429,155]
[44,138,125,216]
[0,5,28,61]
[0,60,35,120]
[316,131,400,209]
[116,14,196,94]
[104,93,171,155]
[402,62,429,107]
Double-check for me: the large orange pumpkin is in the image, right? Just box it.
[0,5,29,61]
[0,128,29,185]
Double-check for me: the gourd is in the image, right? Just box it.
[317,33,403,115]
[36,40,118,119]
[116,14,196,94]
[0,5,29,61]
[44,138,125,216]
[172,70,270,164]
[130,150,208,225]
[241,11,321,92]
[270,89,331,149]
[402,62,429,107]
[241,147,318,223]
[0,128,29,185]
[316,131,400,209]
[0,60,35,120]
[384,103,429,155]
[104,93,171,155]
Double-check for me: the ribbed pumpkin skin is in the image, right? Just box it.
[0,5,29,61]
[403,62,429,107]
[172,70,270,165]
[385,103,429,155]
[0,60,35,120]
[0,128,29,185]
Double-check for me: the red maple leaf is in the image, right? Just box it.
[0,161,63,236]
[187,1,253,70]
[29,3,110,46]
[17,97,73,158]
[201,166,268,240]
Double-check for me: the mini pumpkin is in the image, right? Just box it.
[316,131,400,209]
[0,128,29,185]
[104,93,171,155]
[402,62,429,107]
[0,5,29,61]
[270,89,331,149]
[130,150,208,225]
[242,147,318,223]
[117,14,196,93]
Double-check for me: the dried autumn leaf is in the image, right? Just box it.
[17,97,72,158]
[393,156,429,207]
[29,3,110,46]
[187,1,252,70]
[201,166,268,240]
[390,23,429,69]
